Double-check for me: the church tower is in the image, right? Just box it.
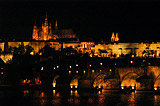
[111,32,115,42]
[115,33,119,41]
[32,21,39,40]
[41,12,49,40]
[55,20,58,30]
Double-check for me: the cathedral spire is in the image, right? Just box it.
[55,19,58,30]
[111,32,115,42]
[45,12,48,20]
[115,33,119,41]
[44,12,48,26]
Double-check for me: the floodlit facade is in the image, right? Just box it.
[32,13,77,41]
[0,14,160,59]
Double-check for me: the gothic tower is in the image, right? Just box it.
[111,32,115,42]
[115,33,119,41]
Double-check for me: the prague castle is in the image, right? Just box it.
[32,13,77,41]
[1,14,160,63]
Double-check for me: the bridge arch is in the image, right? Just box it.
[92,72,110,88]
[154,74,160,88]
[52,75,60,87]
[121,72,140,87]
[70,75,81,88]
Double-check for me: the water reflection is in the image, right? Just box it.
[1,89,160,106]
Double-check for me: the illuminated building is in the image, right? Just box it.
[111,32,119,42]
[32,13,77,41]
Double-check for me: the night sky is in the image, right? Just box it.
[1,1,160,42]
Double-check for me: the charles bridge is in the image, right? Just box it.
[40,63,160,91]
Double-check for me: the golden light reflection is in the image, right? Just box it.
[40,99,46,105]
[88,98,94,104]
[92,70,94,73]
[40,92,45,98]
[128,92,135,104]
[69,71,71,74]
[70,90,73,96]
[83,70,86,74]
[76,71,78,74]
[53,90,56,96]
[23,90,29,96]
[52,82,56,87]
[52,99,61,105]
[56,92,60,97]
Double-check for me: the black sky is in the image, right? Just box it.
[1,1,160,42]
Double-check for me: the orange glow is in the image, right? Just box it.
[56,92,60,97]
[154,87,157,90]
[1,72,3,75]
[76,71,78,74]
[52,82,56,87]
[92,70,94,73]
[40,92,45,98]
[69,71,71,74]
[53,90,56,96]
[30,52,34,55]
[24,90,29,96]
[23,80,26,84]
[83,70,86,74]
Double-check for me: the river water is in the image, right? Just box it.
[0,90,160,106]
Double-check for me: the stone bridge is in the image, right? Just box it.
[42,66,160,91]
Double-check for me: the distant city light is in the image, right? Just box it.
[1,72,3,75]
[83,70,86,74]
[89,64,92,67]
[76,64,78,67]
[41,67,44,71]
[154,87,157,90]
[132,86,134,90]
[53,67,56,70]
[121,86,124,89]
[75,86,77,88]
[130,61,133,63]
[70,86,73,88]
[76,71,78,74]
[100,63,102,65]
[109,69,112,72]
[57,66,59,68]
[69,71,71,74]
[100,70,102,72]
[92,70,94,73]
[69,66,72,68]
